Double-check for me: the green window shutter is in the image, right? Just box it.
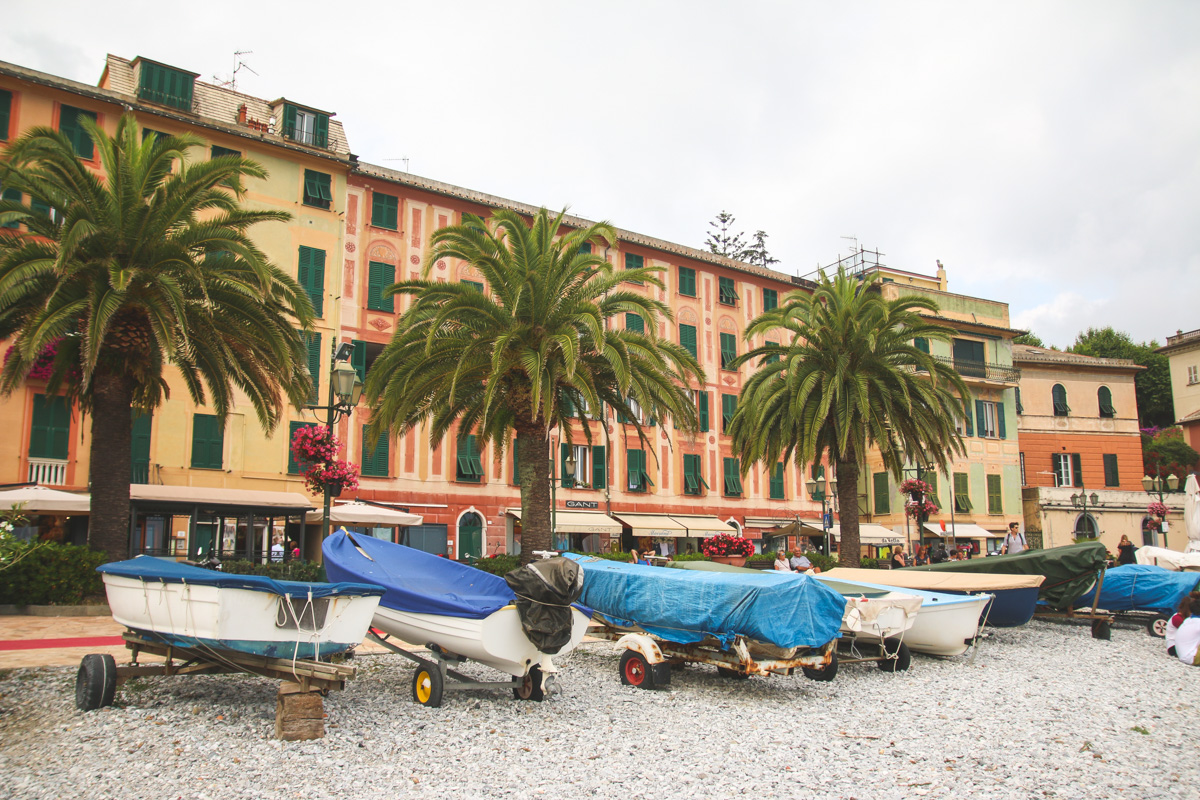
[873,472,890,515]
[579,242,592,254]
[0,89,11,140]
[627,449,643,492]
[678,266,696,296]
[30,197,52,218]
[962,397,974,437]
[624,253,644,284]
[987,474,1002,515]
[1071,453,1083,488]
[138,62,193,111]
[1052,384,1069,416]
[721,393,736,433]
[770,463,785,500]
[723,458,743,496]
[305,331,321,404]
[313,113,329,149]
[512,444,520,486]
[367,261,395,312]
[1103,454,1119,487]
[975,400,987,436]
[372,193,399,229]
[718,276,738,304]
[303,169,332,209]
[925,472,938,506]
[763,288,777,311]
[698,391,709,432]
[592,445,606,489]
[720,333,736,369]
[764,340,779,365]
[131,411,152,483]
[462,280,484,292]
[679,324,697,358]
[626,313,644,334]
[282,104,297,140]
[560,443,574,488]
[997,402,1007,439]
[953,472,971,512]
[1015,388,1024,414]
[190,414,224,470]
[457,435,483,482]
[351,340,367,382]
[211,145,240,159]
[288,421,317,474]
[29,395,70,459]
[361,426,389,477]
[298,246,325,316]
[1098,386,1115,418]
[59,106,96,159]
[1,187,21,229]
[914,337,929,354]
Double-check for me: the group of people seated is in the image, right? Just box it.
[773,550,821,574]
[1165,591,1200,666]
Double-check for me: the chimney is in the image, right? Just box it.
[237,104,247,125]
[935,260,947,291]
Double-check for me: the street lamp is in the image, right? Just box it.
[550,445,576,550]
[806,470,833,558]
[1141,469,1179,547]
[1069,485,1101,540]
[306,341,364,541]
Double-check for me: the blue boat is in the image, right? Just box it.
[1074,564,1200,615]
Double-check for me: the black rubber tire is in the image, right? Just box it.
[802,649,839,682]
[513,665,546,701]
[1091,619,1112,640]
[619,649,654,689]
[877,639,912,673]
[75,653,117,711]
[411,665,444,707]
[1148,614,1170,638]
[716,666,750,680]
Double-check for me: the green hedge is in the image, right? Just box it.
[473,554,521,576]
[219,559,326,582]
[0,541,107,605]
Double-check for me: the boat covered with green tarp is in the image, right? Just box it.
[900,541,1108,611]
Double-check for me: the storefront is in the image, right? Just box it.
[828,523,905,560]
[922,522,1003,556]
[505,508,623,555]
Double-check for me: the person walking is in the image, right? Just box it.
[1001,522,1027,555]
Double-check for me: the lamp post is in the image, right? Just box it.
[306,341,363,541]
[1141,468,1179,547]
[1069,484,1101,540]
[550,444,576,551]
[806,470,833,558]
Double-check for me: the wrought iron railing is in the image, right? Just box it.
[909,355,1020,383]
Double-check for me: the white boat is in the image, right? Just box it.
[1135,546,1200,572]
[97,556,384,660]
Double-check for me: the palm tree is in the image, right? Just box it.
[366,208,705,563]
[727,268,968,567]
[0,114,313,562]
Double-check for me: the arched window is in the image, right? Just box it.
[1141,514,1159,547]
[1097,386,1115,418]
[1052,384,1069,416]
[457,512,483,562]
[1073,513,1098,539]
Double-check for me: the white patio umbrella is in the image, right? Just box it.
[305,501,423,528]
[0,485,90,514]
[1184,473,1200,554]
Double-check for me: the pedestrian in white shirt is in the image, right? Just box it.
[1001,522,1026,555]
[1175,592,1200,666]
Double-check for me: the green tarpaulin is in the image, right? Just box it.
[902,541,1108,611]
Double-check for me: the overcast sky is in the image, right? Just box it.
[4,1,1197,349]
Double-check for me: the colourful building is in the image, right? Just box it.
[1158,327,1200,455]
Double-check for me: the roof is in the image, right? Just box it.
[1158,327,1200,356]
[1011,344,1143,371]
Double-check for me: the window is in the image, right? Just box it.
[511,442,520,486]
[137,61,194,112]
[718,276,738,305]
[578,242,592,255]
[721,393,736,433]
[763,340,780,365]
[957,397,974,437]
[624,253,644,284]
[684,454,708,496]
[303,331,321,404]
[372,192,399,229]
[1052,384,1070,416]
[298,246,326,317]
[59,105,97,159]
[1103,454,1119,487]
[1,185,20,229]
[914,337,930,354]
[211,145,240,159]
[1015,387,1024,415]
[976,400,1005,439]
[697,390,709,433]
[29,394,70,459]
[626,313,644,334]
[873,472,890,514]
[141,128,166,144]
[627,449,652,493]
[1053,453,1082,488]
[190,414,224,469]
[720,333,737,370]
[723,458,743,497]
[288,421,318,474]
[952,338,986,378]
[456,435,483,482]
[367,261,395,312]
[769,463,785,500]
[987,474,1002,515]
[679,324,697,358]
[351,339,382,383]
[1075,513,1098,539]
[1189,365,1199,385]
[282,104,329,148]
[953,472,971,513]
[618,396,644,425]
[359,427,389,478]
[131,411,152,484]
[303,169,333,209]
[1020,452,1026,486]
[30,197,59,224]
[1097,386,1115,418]
[0,89,11,140]
[462,280,484,292]
[678,266,696,296]
[591,445,607,490]
[560,444,591,488]
[762,288,777,312]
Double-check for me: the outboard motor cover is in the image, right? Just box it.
[503,557,585,654]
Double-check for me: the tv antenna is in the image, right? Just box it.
[383,157,411,172]
[214,51,257,92]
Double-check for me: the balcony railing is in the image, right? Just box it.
[28,458,68,486]
[912,355,1020,383]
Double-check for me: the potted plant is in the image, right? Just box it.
[701,532,755,567]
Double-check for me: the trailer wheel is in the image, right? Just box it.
[412,666,444,707]
[619,649,653,689]
[513,665,545,701]
[1148,614,1170,638]
[802,649,838,682]
[75,653,117,711]
[877,639,912,673]
[716,666,750,680]
[1091,619,1112,640]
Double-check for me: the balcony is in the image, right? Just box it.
[28,458,68,486]
[914,355,1020,384]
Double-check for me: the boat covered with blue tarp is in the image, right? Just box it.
[1073,564,1200,614]
[563,553,846,649]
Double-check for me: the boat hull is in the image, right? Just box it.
[102,573,381,660]
[370,603,591,676]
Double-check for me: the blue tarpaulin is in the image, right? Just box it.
[1074,564,1200,614]
[563,554,845,649]
[97,555,384,600]
[323,530,515,619]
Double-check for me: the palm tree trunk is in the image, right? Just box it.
[89,371,134,563]
[516,427,552,566]
[835,453,862,568]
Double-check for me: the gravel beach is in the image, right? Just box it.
[1,619,1197,800]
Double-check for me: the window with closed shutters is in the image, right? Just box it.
[59,105,97,159]
[190,414,224,470]
[288,421,317,474]
[626,313,644,333]
[624,253,644,284]
[723,458,743,497]
[679,324,697,358]
[720,333,737,370]
[987,474,1002,514]
[762,288,777,311]
[29,395,70,460]
[361,426,389,477]
[298,246,326,316]
[873,472,890,514]
[371,192,399,229]
[1103,454,1119,487]
[678,266,696,296]
[769,463,785,500]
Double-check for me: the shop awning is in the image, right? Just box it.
[130,485,313,512]
[508,508,622,535]
[829,524,905,546]
[670,515,738,538]
[613,513,690,538]
[922,523,1002,539]
[754,518,826,538]
[306,501,423,527]
[0,486,91,514]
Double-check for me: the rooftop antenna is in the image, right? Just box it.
[213,51,257,92]
[383,157,411,172]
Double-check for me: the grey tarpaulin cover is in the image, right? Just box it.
[503,558,585,654]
